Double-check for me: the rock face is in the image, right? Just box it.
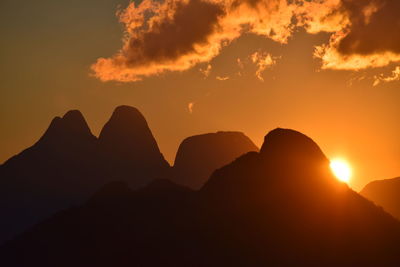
[2,128,400,267]
[0,106,170,244]
[361,177,400,219]
[172,132,258,189]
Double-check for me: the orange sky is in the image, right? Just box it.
[1,0,399,191]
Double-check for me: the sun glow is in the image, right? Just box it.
[330,158,352,183]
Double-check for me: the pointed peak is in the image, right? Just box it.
[48,116,63,128]
[38,110,95,145]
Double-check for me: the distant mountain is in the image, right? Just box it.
[0,106,170,243]
[361,177,400,219]
[2,128,400,266]
[172,131,258,189]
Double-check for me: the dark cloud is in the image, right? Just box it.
[124,0,224,66]
[92,0,226,82]
[338,0,400,55]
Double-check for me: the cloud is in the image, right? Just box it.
[216,75,229,80]
[199,64,212,78]
[373,66,400,86]
[91,0,400,82]
[312,0,400,70]
[250,51,276,81]
[188,102,194,113]
[91,0,226,82]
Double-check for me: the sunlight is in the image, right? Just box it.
[330,158,352,183]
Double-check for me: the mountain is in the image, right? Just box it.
[0,110,99,243]
[0,106,170,244]
[172,131,258,189]
[361,177,400,219]
[2,128,400,266]
[98,105,171,187]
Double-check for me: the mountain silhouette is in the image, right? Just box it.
[361,177,400,220]
[38,110,96,147]
[2,128,400,266]
[172,131,258,189]
[98,105,171,187]
[0,110,99,243]
[0,106,170,243]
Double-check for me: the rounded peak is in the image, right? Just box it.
[62,110,92,133]
[99,106,149,139]
[179,131,258,149]
[111,105,145,120]
[176,131,258,158]
[361,177,400,193]
[173,131,259,189]
[62,109,85,121]
[188,131,247,138]
[260,128,327,163]
[99,106,150,139]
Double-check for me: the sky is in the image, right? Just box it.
[1,0,399,191]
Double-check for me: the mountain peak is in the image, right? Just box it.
[38,110,95,145]
[172,131,258,189]
[260,128,327,164]
[104,106,146,130]
[202,128,333,197]
[98,105,170,186]
[113,105,143,117]
[99,105,152,143]
[98,105,164,160]
[62,109,84,121]
[62,110,92,134]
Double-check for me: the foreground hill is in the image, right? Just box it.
[2,128,400,266]
[172,131,259,189]
[0,106,170,243]
[361,177,400,220]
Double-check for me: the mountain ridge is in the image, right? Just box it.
[0,106,259,244]
[0,106,171,243]
[2,128,400,266]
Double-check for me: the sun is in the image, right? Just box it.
[330,158,352,183]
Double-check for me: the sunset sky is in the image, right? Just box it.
[1,0,399,190]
